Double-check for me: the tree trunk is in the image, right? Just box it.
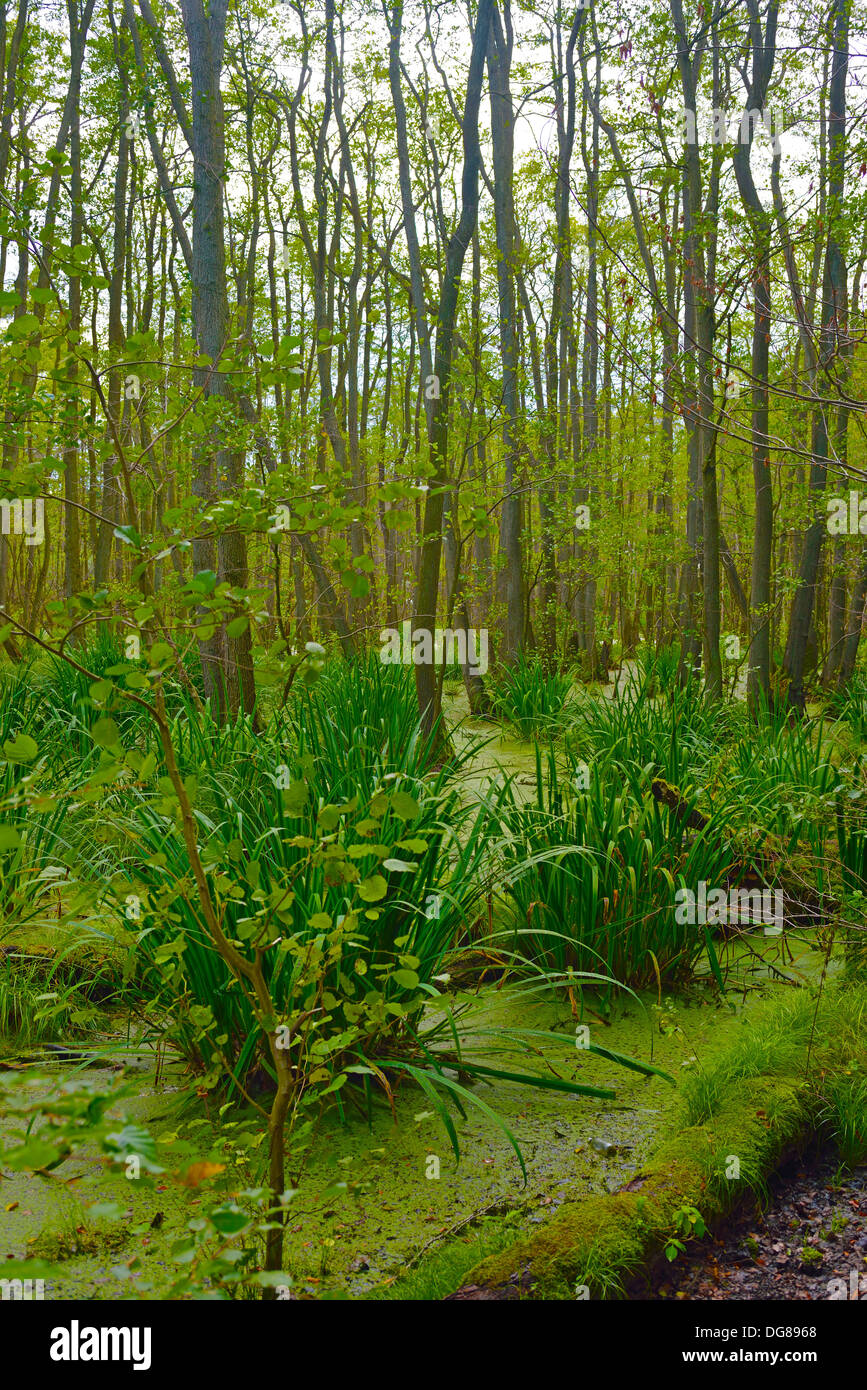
[783,0,848,711]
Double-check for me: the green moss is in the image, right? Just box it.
[367,1212,527,1301]
[27,1224,129,1263]
[456,983,867,1300]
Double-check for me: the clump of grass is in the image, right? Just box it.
[819,1073,867,1170]
[282,652,456,800]
[567,673,739,788]
[488,746,735,991]
[680,991,818,1127]
[634,641,681,698]
[26,1190,129,1262]
[681,985,867,1163]
[489,657,572,738]
[836,791,867,893]
[115,687,497,1092]
[828,672,867,744]
[0,954,104,1047]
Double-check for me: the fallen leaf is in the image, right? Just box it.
[176,1161,226,1188]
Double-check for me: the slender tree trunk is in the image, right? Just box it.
[731,0,778,705]
[488,1,522,663]
[783,0,848,710]
[388,0,494,734]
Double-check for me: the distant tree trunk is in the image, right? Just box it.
[671,0,721,696]
[838,549,867,687]
[655,181,678,646]
[783,0,848,711]
[488,0,523,664]
[388,0,494,734]
[180,0,255,718]
[576,19,600,672]
[731,0,778,705]
[538,9,584,668]
[95,6,129,589]
[825,538,847,685]
[62,0,83,600]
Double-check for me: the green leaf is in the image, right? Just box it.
[358,875,388,903]
[702,927,726,997]
[3,1139,62,1170]
[148,642,175,668]
[348,842,389,859]
[113,524,141,546]
[3,733,38,762]
[390,969,419,990]
[5,312,39,339]
[282,780,309,815]
[92,717,121,749]
[0,825,22,851]
[89,1202,123,1221]
[209,1205,251,1236]
[390,790,420,820]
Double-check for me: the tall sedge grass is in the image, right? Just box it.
[567,672,742,786]
[0,953,106,1046]
[829,672,867,744]
[489,656,572,738]
[487,746,734,991]
[118,690,495,1086]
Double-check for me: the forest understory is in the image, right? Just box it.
[0,0,865,1360]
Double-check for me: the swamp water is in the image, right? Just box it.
[1,931,830,1300]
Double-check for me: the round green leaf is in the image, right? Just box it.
[358,875,387,903]
[6,1139,61,1171]
[390,790,420,820]
[3,733,38,762]
[390,969,420,990]
[209,1206,251,1236]
[92,717,121,748]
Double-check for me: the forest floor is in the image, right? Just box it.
[1,685,856,1300]
[647,1152,867,1302]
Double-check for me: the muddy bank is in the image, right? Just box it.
[648,1153,867,1301]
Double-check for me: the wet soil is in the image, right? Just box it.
[648,1153,867,1301]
